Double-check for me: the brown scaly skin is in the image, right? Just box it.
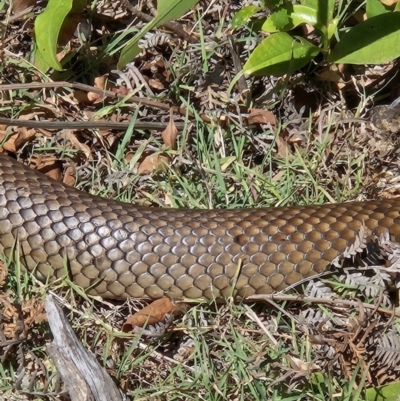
[0,153,399,300]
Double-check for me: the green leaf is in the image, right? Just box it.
[301,0,318,9]
[34,0,74,71]
[366,382,400,401]
[231,6,262,29]
[118,0,200,68]
[328,12,400,64]
[315,0,335,28]
[243,32,320,76]
[262,5,318,32]
[366,0,390,18]
[270,7,291,30]
[291,5,318,27]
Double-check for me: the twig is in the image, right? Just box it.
[247,293,400,317]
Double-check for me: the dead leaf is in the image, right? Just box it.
[40,161,63,181]
[0,131,18,152]
[63,165,76,186]
[164,193,173,206]
[137,154,169,175]
[14,128,37,148]
[276,136,289,158]
[122,297,185,331]
[248,109,276,126]
[125,151,135,164]
[12,0,36,13]
[317,66,343,83]
[381,0,398,5]
[0,127,36,152]
[58,0,86,45]
[149,79,165,90]
[161,110,178,149]
[62,130,92,159]
[0,260,7,286]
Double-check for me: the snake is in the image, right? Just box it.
[1,153,400,301]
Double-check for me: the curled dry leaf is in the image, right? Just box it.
[122,297,186,331]
[41,162,63,181]
[73,75,114,104]
[248,108,277,127]
[62,130,92,159]
[63,165,76,186]
[137,154,169,175]
[276,135,289,158]
[0,128,37,153]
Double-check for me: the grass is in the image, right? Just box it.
[0,103,384,400]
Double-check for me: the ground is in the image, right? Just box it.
[1,0,400,400]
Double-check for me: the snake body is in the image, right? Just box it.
[1,153,400,300]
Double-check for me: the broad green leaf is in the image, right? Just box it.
[156,0,197,26]
[291,5,318,27]
[231,6,262,29]
[262,5,318,32]
[301,0,318,9]
[270,6,291,31]
[327,17,339,40]
[118,0,199,68]
[33,46,50,73]
[366,0,389,18]
[328,12,400,64]
[366,382,400,401]
[315,0,335,27]
[34,0,74,71]
[243,32,320,76]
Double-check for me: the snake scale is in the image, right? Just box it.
[1,153,400,300]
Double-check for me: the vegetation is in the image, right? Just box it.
[1,0,400,399]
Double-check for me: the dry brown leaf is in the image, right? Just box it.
[0,128,36,152]
[149,79,165,90]
[41,162,63,181]
[73,90,92,104]
[0,131,18,152]
[161,111,178,149]
[137,154,169,175]
[164,193,173,206]
[12,0,36,13]
[381,0,398,5]
[14,128,37,148]
[0,260,7,286]
[248,109,277,126]
[276,136,289,158]
[87,75,109,103]
[62,130,92,159]
[63,165,76,186]
[122,298,185,331]
[317,67,343,83]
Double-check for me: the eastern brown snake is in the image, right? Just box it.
[1,153,399,300]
